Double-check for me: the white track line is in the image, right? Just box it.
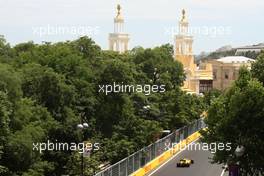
[220,165,227,176]
[147,138,200,176]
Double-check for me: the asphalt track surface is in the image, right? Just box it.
[147,141,227,176]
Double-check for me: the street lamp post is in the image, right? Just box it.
[235,146,245,158]
[143,105,150,111]
[142,105,151,119]
[229,145,245,176]
[153,68,160,84]
[77,115,89,176]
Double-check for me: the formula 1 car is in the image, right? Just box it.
[176,158,194,167]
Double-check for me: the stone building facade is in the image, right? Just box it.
[209,56,254,90]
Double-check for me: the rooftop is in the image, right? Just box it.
[217,56,255,64]
[236,43,264,49]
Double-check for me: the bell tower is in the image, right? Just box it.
[108,4,130,53]
[174,9,213,94]
[175,9,194,69]
[175,9,196,91]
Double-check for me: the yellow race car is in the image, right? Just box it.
[176,158,194,167]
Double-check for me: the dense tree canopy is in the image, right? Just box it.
[201,67,264,175]
[0,36,205,175]
[252,51,264,85]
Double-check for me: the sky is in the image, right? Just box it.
[0,0,263,54]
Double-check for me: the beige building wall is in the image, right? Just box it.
[209,57,254,91]
[173,10,255,94]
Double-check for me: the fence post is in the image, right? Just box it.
[133,154,134,173]
[118,163,120,176]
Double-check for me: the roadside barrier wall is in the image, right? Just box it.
[94,119,205,176]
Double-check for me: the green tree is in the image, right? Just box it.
[21,63,75,120]
[0,36,12,63]
[252,51,264,84]
[203,89,222,107]
[0,36,206,176]
[0,91,12,175]
[201,67,264,175]
[0,64,22,102]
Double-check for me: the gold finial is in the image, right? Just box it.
[117,4,121,16]
[181,9,186,21]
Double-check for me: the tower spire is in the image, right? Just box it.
[181,9,187,22]
[109,4,129,53]
[116,4,123,19]
[175,9,193,57]
[117,4,121,16]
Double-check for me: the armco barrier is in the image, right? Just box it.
[131,130,202,176]
[94,119,205,176]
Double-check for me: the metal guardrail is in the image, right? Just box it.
[94,118,205,176]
